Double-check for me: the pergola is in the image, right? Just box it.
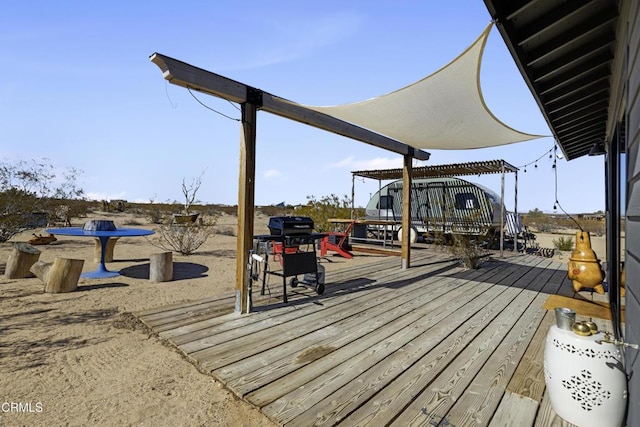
[149,23,540,314]
[351,159,519,256]
[149,53,429,313]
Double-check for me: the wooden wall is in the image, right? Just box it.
[626,0,640,424]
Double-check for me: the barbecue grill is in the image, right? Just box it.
[254,216,326,303]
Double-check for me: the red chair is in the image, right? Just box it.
[271,241,298,266]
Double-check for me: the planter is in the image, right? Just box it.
[173,213,199,224]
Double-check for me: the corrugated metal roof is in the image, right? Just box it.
[351,159,518,180]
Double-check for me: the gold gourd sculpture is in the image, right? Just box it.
[567,231,605,294]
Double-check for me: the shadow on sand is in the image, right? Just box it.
[119,262,209,281]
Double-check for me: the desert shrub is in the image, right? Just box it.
[522,208,558,233]
[530,216,555,233]
[553,236,574,251]
[258,205,292,217]
[578,220,605,237]
[0,158,84,242]
[446,234,490,269]
[294,194,364,232]
[148,206,174,224]
[150,220,217,255]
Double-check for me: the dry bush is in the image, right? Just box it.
[150,218,217,255]
[294,194,364,232]
[576,220,605,236]
[553,236,574,251]
[0,159,84,242]
[447,234,490,269]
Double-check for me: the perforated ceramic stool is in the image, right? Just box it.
[544,325,627,427]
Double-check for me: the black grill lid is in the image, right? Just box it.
[268,216,314,235]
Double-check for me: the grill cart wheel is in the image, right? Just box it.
[290,277,299,287]
[316,283,325,295]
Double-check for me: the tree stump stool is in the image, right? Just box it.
[31,258,84,293]
[94,237,119,263]
[5,243,41,279]
[150,252,173,282]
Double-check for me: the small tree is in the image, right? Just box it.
[150,216,218,255]
[524,207,554,233]
[0,159,84,242]
[294,194,363,232]
[180,170,205,215]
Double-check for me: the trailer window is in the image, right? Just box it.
[455,193,479,210]
[378,195,394,209]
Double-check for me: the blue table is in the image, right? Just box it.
[45,227,155,279]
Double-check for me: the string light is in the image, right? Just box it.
[516,145,555,170]
[519,142,580,227]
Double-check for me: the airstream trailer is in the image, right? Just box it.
[365,177,504,243]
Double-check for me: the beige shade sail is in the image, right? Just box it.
[300,23,546,150]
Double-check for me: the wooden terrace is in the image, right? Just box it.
[135,251,604,426]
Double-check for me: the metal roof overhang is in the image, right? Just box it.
[483,0,622,160]
[352,159,518,180]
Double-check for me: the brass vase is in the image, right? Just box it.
[567,231,605,294]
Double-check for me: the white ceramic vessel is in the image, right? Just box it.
[544,325,627,427]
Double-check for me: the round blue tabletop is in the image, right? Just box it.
[45,228,154,238]
[45,227,155,279]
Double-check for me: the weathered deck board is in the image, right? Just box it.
[534,389,577,427]
[265,259,550,425]
[253,266,508,414]
[442,293,549,427]
[191,261,461,370]
[135,253,596,427]
[489,392,539,427]
[505,310,555,401]
[166,255,454,344]
[224,270,485,397]
[352,263,552,427]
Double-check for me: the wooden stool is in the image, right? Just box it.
[94,237,119,263]
[5,243,41,279]
[150,252,173,282]
[30,258,84,293]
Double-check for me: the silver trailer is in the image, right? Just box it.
[365,177,504,243]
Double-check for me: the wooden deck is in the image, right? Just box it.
[135,252,602,426]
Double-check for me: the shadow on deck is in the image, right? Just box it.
[135,252,589,426]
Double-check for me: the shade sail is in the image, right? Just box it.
[301,23,546,150]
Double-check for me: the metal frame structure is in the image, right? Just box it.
[150,53,430,313]
[351,160,519,256]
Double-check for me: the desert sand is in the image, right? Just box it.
[0,211,608,426]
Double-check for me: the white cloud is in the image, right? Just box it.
[264,169,282,178]
[85,191,128,201]
[326,156,404,171]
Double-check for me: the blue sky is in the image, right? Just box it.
[1,0,605,214]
